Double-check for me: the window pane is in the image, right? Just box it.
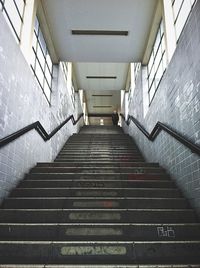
[32,32,37,51]
[175,0,191,39]
[172,0,194,40]
[162,51,167,71]
[38,28,46,55]
[31,16,53,104]
[148,53,154,73]
[44,79,51,102]
[147,19,166,104]
[153,31,161,55]
[46,52,52,71]
[4,0,21,37]
[34,16,39,33]
[161,36,166,53]
[149,84,156,102]
[37,43,45,70]
[14,0,25,18]
[160,20,164,36]
[30,49,36,69]
[148,67,155,89]
[173,0,184,20]
[154,45,162,72]
[45,66,52,87]
[62,62,68,79]
[35,59,44,87]
[155,61,163,88]
[2,0,25,41]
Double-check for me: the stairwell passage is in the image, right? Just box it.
[0,126,200,267]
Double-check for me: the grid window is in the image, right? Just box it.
[71,81,75,108]
[0,0,26,42]
[31,16,53,104]
[134,62,141,83]
[147,20,167,104]
[62,62,68,81]
[128,62,141,104]
[128,79,131,102]
[172,0,196,40]
[61,62,75,108]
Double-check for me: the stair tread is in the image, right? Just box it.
[0,126,199,265]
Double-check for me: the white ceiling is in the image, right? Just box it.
[73,63,129,91]
[74,63,127,117]
[41,0,157,124]
[42,0,157,62]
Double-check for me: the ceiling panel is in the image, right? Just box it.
[42,0,158,62]
[73,63,129,91]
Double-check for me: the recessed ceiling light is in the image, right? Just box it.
[71,30,128,36]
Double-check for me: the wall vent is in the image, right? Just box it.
[71,30,128,36]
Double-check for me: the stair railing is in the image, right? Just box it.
[120,113,200,156]
[0,113,84,149]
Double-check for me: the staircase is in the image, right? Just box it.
[0,125,200,267]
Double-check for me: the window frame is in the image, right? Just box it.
[0,0,26,42]
[147,20,167,105]
[61,62,76,108]
[71,80,76,108]
[172,0,196,41]
[31,16,53,104]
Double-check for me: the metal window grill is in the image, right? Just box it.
[147,20,167,104]
[0,0,26,42]
[30,16,53,104]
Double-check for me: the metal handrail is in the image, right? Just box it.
[120,113,200,156]
[0,113,84,148]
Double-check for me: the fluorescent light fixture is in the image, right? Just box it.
[93,105,112,108]
[71,30,128,36]
[92,95,113,97]
[86,76,117,79]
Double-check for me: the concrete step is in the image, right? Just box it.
[10,188,181,198]
[66,142,134,144]
[1,128,199,266]
[56,155,144,160]
[36,162,159,168]
[58,152,141,156]
[30,167,166,174]
[0,241,200,264]
[54,158,145,162]
[19,179,175,188]
[3,197,189,209]
[0,209,197,223]
[62,146,136,149]
[59,150,140,153]
[54,157,144,162]
[67,140,133,143]
[57,153,141,157]
[0,223,200,241]
[0,265,200,268]
[62,144,137,147]
[25,173,170,181]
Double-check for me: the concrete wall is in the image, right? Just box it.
[0,12,83,201]
[123,1,200,214]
